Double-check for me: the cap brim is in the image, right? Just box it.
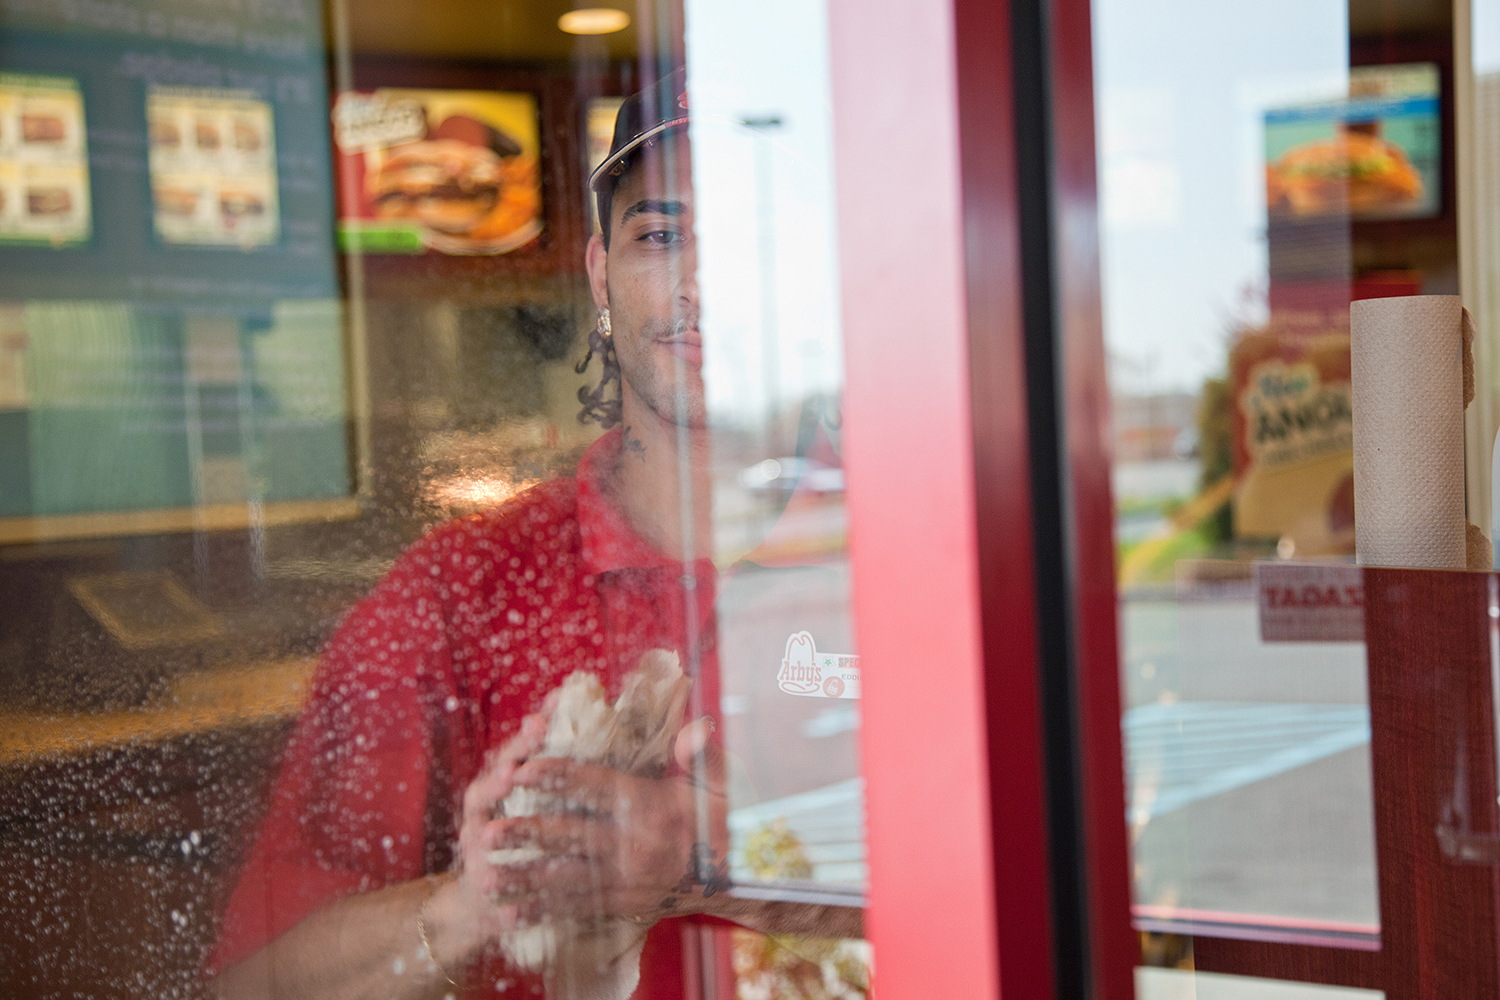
[587,116,691,191]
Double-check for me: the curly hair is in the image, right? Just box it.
[575,320,622,428]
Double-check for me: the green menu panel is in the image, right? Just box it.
[1,300,349,520]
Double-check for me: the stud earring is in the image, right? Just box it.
[597,307,612,338]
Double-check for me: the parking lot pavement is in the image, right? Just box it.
[1122,595,1379,927]
[721,592,1383,927]
[1125,700,1370,823]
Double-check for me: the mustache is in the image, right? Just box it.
[645,313,700,341]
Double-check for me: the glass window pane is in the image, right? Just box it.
[1093,0,1482,989]
[0,1,867,996]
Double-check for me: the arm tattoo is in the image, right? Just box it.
[666,842,731,903]
[658,842,731,909]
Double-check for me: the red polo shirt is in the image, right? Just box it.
[211,427,721,997]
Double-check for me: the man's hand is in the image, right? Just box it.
[419,713,553,971]
[491,716,729,926]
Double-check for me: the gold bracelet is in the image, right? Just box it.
[416,890,460,988]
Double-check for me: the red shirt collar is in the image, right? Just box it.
[577,427,715,578]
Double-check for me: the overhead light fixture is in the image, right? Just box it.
[558,8,630,34]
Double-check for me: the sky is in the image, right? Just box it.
[1480,0,1500,74]
[1093,0,1349,396]
[674,0,1500,408]
[678,0,1435,408]
[683,0,845,429]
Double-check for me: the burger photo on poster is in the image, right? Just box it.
[335,89,544,255]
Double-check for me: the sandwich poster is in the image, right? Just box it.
[0,72,91,246]
[147,86,280,248]
[333,88,542,255]
[1265,63,1440,222]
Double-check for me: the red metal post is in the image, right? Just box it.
[949,0,1063,994]
[828,0,1008,995]
[830,0,1138,995]
[1046,0,1139,994]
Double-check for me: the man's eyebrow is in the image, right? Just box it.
[618,199,687,225]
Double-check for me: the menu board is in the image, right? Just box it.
[1265,63,1441,222]
[0,73,91,246]
[333,88,542,255]
[0,0,351,537]
[0,2,339,306]
[147,86,280,248]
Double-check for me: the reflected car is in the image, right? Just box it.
[737,457,845,494]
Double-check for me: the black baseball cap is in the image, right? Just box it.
[588,70,690,194]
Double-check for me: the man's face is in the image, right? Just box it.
[586,137,703,429]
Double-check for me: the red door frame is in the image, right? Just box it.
[1045,0,1139,993]
[829,0,1135,996]
[829,0,1013,993]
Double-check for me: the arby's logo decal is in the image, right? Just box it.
[779,631,818,694]
[777,631,861,699]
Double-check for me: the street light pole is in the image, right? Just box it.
[741,115,783,447]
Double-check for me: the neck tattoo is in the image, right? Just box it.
[622,425,646,459]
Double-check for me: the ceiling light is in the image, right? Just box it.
[558,8,630,34]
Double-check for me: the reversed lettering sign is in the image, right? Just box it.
[1255,561,1364,643]
[777,631,861,699]
[1239,359,1353,472]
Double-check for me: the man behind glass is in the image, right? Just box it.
[209,73,857,1000]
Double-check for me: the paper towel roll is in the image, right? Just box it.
[1351,294,1467,569]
